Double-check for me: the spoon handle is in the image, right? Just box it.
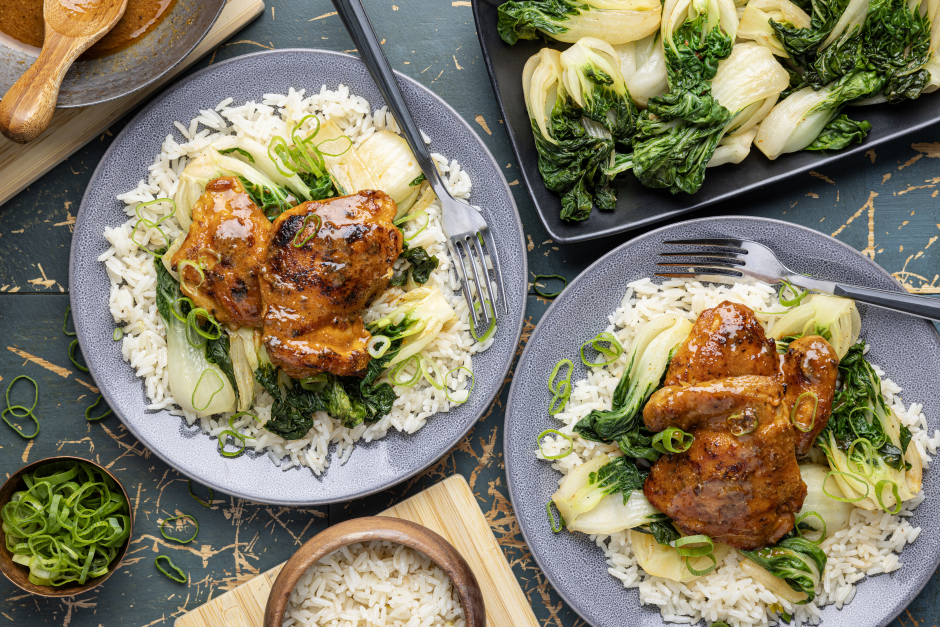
[0,31,90,144]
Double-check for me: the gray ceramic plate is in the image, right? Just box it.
[0,0,225,108]
[69,49,527,506]
[505,216,940,627]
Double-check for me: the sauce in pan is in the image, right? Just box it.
[0,0,177,59]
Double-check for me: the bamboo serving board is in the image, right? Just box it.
[174,475,538,627]
[0,0,265,207]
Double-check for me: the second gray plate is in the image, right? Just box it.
[69,49,527,506]
[505,216,940,627]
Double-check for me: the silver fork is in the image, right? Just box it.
[656,238,940,322]
[333,0,508,334]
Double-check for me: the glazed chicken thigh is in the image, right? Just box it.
[260,191,403,379]
[170,176,271,327]
[643,300,837,550]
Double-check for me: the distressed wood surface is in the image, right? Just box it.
[0,0,939,626]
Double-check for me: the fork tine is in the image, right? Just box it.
[448,239,480,328]
[479,228,509,315]
[655,263,743,272]
[463,235,493,333]
[470,232,500,322]
[654,272,741,284]
[663,238,747,249]
[659,251,745,261]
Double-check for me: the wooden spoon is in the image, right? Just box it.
[0,0,128,144]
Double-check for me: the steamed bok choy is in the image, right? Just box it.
[768,293,861,359]
[631,531,732,581]
[212,135,316,202]
[356,130,426,217]
[737,0,811,57]
[613,33,669,108]
[741,538,827,603]
[573,313,692,444]
[497,0,662,46]
[661,0,739,91]
[370,285,457,366]
[155,250,236,417]
[314,120,378,196]
[522,48,616,220]
[798,463,857,536]
[818,343,922,513]
[632,43,788,193]
[549,454,652,528]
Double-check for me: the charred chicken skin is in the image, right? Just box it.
[171,176,271,327]
[642,301,837,550]
[260,190,402,379]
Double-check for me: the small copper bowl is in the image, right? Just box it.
[264,517,486,627]
[0,455,134,597]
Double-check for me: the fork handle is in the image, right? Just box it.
[332,0,451,201]
[827,283,940,322]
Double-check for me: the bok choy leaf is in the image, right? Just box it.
[498,0,662,46]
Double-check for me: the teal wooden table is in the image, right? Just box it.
[1,0,938,625]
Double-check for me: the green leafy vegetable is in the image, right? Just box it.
[742,537,827,602]
[389,242,440,287]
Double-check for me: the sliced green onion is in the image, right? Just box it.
[2,406,39,439]
[401,212,429,242]
[85,396,112,422]
[875,480,902,514]
[823,470,869,503]
[547,500,565,533]
[537,429,574,460]
[779,279,810,307]
[847,438,877,478]
[170,297,194,323]
[410,173,427,186]
[177,260,205,293]
[130,199,176,259]
[186,309,222,341]
[268,135,299,176]
[113,328,123,341]
[155,556,187,583]
[316,134,352,158]
[390,355,422,387]
[727,411,758,436]
[188,481,214,508]
[685,553,717,576]
[547,359,573,416]
[218,147,254,162]
[367,336,391,359]
[69,339,90,373]
[160,515,198,544]
[531,274,567,299]
[291,213,322,248]
[674,535,714,557]
[191,369,223,412]
[794,511,826,544]
[444,366,475,404]
[63,306,76,336]
[6,375,38,416]
[469,301,496,343]
[652,427,694,454]
[579,331,624,367]
[217,414,256,458]
[421,355,446,390]
[790,391,818,433]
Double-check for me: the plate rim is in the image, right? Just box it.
[470,0,940,244]
[69,47,528,506]
[503,214,940,627]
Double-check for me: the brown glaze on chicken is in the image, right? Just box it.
[642,300,838,550]
[171,177,270,327]
[260,191,402,379]
[644,376,806,549]
[780,336,839,456]
[663,301,778,387]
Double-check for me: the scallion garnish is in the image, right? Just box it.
[875,479,902,514]
[547,358,573,416]
[390,355,422,387]
[469,301,496,343]
[217,413,257,458]
[367,336,391,359]
[652,427,694,454]
[155,555,187,583]
[579,331,624,367]
[444,366,474,404]
[177,260,206,294]
[85,395,113,422]
[188,480,215,508]
[674,535,714,557]
[794,511,827,544]
[727,411,758,436]
[63,306,76,336]
[131,198,177,258]
[790,391,818,433]
[160,515,199,544]
[779,279,810,308]
[191,369,224,412]
[546,500,565,533]
[537,429,574,460]
[0,461,130,585]
[291,213,322,248]
[113,328,123,341]
[68,339,90,373]
[3,375,40,439]
[531,274,567,299]
[684,553,717,576]
[822,470,868,503]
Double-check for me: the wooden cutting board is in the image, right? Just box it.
[174,475,538,627]
[0,0,265,207]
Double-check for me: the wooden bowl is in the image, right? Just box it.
[264,517,486,627]
[0,455,133,597]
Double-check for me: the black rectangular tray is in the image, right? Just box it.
[472,0,940,243]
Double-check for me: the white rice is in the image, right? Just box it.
[282,541,465,627]
[100,86,492,474]
[537,277,940,627]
